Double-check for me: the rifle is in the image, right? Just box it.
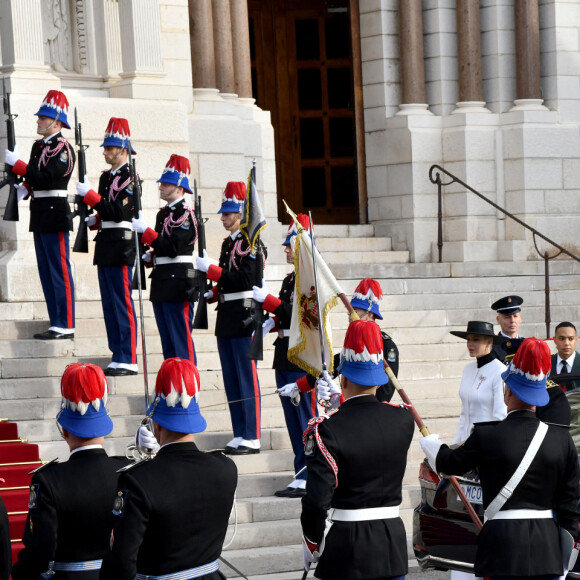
[192,178,209,329]
[1,78,20,222]
[245,235,264,361]
[71,108,90,253]
[128,154,149,409]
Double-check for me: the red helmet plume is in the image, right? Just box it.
[155,358,200,409]
[61,363,109,415]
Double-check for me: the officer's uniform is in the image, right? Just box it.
[21,132,76,333]
[8,91,76,336]
[143,198,197,360]
[207,231,265,445]
[435,410,579,577]
[85,163,137,370]
[100,357,238,580]
[301,396,414,579]
[264,270,318,484]
[491,295,524,364]
[12,362,123,580]
[301,319,414,580]
[100,443,237,580]
[12,450,127,580]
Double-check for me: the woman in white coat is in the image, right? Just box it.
[451,320,507,445]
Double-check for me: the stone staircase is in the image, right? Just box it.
[1,223,579,577]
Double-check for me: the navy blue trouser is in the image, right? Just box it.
[276,369,318,480]
[152,301,196,362]
[217,336,261,441]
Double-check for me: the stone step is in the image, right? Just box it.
[324,250,410,264]
[315,236,391,252]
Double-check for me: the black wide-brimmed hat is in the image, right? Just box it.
[491,295,523,315]
[450,321,504,343]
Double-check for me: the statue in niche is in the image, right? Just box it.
[43,0,74,72]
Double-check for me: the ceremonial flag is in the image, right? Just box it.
[240,163,267,253]
[285,203,344,376]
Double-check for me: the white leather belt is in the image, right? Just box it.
[50,559,103,571]
[278,329,291,338]
[101,220,132,230]
[220,290,253,302]
[490,509,553,521]
[328,506,400,522]
[135,559,218,580]
[34,189,68,198]
[155,256,194,265]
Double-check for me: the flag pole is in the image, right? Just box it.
[308,211,327,374]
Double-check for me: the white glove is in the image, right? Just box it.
[135,424,160,454]
[278,382,299,398]
[316,370,340,401]
[142,252,152,264]
[16,184,29,202]
[132,210,148,234]
[204,289,214,299]
[302,536,321,572]
[84,215,96,227]
[76,175,91,197]
[262,317,275,337]
[252,283,269,303]
[196,249,211,273]
[5,146,20,166]
[420,433,443,473]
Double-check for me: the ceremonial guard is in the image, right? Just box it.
[100,358,238,580]
[421,338,580,580]
[252,214,318,497]
[12,363,126,579]
[301,319,414,579]
[4,90,76,339]
[76,118,138,376]
[196,182,264,455]
[132,155,197,361]
[491,295,524,363]
[301,278,400,402]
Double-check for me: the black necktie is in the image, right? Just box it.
[561,360,569,374]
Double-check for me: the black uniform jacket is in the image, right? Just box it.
[436,410,580,577]
[148,199,197,303]
[24,133,75,233]
[270,272,304,372]
[11,448,127,580]
[301,395,414,579]
[0,497,10,580]
[92,164,136,267]
[304,332,399,401]
[492,332,524,365]
[100,442,237,580]
[214,233,266,338]
[536,385,571,426]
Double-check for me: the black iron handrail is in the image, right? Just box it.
[429,164,580,338]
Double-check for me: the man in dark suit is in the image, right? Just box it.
[491,295,524,364]
[551,321,580,392]
[421,338,580,580]
[12,363,126,580]
[100,358,238,580]
[301,320,414,579]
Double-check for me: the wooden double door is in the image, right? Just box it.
[248,0,364,225]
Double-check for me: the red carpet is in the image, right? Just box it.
[0,420,43,568]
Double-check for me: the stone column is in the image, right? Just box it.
[190,0,216,90]
[230,0,253,100]
[109,0,166,99]
[212,0,236,96]
[397,0,429,115]
[454,0,485,112]
[512,0,544,109]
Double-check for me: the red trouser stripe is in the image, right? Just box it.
[309,389,317,417]
[122,266,137,363]
[252,360,261,437]
[183,302,195,361]
[58,232,73,328]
